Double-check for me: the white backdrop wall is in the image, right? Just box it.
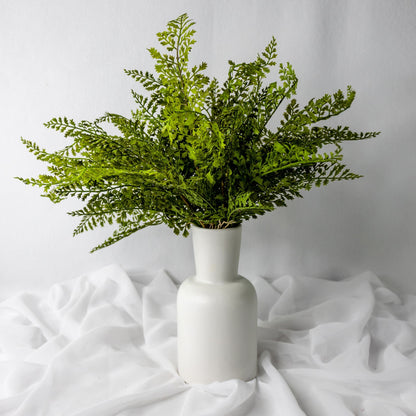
[1,0,415,298]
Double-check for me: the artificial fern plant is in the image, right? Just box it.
[18,13,379,252]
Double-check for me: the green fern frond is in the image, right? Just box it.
[17,13,379,251]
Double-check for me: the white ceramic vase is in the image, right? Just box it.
[177,225,257,384]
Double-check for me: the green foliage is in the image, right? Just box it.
[17,13,379,252]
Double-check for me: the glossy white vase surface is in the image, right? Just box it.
[177,225,257,384]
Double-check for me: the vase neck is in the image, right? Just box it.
[192,225,242,283]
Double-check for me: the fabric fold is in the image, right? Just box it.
[1,264,415,416]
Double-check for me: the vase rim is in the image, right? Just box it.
[191,224,242,232]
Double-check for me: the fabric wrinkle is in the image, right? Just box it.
[0,264,415,416]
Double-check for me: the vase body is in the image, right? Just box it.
[177,225,257,384]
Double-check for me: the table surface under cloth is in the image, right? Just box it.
[1,264,415,416]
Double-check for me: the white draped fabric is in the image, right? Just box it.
[1,264,415,415]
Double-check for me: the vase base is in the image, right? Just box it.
[179,371,257,385]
